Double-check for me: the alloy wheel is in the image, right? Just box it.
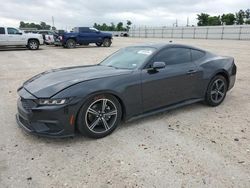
[210,78,226,103]
[30,41,38,49]
[85,98,118,133]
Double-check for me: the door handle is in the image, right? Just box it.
[187,70,197,75]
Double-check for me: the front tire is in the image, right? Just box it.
[77,94,122,138]
[205,75,228,106]
[103,38,111,47]
[28,39,39,50]
[66,39,76,48]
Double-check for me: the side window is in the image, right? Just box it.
[191,49,205,61]
[7,28,19,34]
[0,27,5,34]
[153,47,191,65]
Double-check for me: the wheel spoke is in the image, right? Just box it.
[218,91,224,97]
[218,83,224,91]
[215,80,219,89]
[104,110,117,116]
[89,118,100,130]
[87,108,99,116]
[101,117,109,130]
[102,99,107,113]
[215,92,219,101]
[211,90,217,95]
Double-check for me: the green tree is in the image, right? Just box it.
[235,10,245,25]
[208,16,221,25]
[108,22,115,31]
[116,22,124,31]
[126,20,132,31]
[245,9,250,24]
[19,21,51,30]
[221,13,235,25]
[197,13,210,26]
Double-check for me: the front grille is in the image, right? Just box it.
[21,98,36,112]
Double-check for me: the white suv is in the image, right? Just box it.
[0,27,44,50]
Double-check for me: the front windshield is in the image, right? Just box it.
[100,47,156,69]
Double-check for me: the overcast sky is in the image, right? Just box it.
[0,0,249,30]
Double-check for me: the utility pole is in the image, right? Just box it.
[187,17,189,27]
[52,16,55,30]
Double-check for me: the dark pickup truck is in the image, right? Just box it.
[62,27,112,48]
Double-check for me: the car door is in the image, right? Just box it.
[141,47,200,112]
[0,27,7,45]
[7,28,26,45]
[78,28,92,44]
[88,28,102,43]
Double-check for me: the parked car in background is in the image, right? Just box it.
[54,30,65,46]
[0,26,43,50]
[62,27,113,48]
[120,32,129,37]
[36,30,55,45]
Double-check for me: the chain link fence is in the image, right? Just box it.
[129,25,250,40]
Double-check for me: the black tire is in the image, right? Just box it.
[66,39,76,48]
[28,39,39,50]
[95,42,103,47]
[77,94,122,138]
[205,75,228,106]
[103,38,111,47]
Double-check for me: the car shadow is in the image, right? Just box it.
[120,102,206,130]
[0,46,44,51]
[47,44,113,49]
[25,102,207,144]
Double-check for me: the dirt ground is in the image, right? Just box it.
[0,38,250,188]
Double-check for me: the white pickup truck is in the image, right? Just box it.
[0,27,44,50]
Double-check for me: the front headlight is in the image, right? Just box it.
[38,99,66,105]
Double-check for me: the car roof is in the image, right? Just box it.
[130,43,205,52]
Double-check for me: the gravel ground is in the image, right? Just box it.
[0,38,250,188]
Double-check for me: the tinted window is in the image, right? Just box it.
[78,27,90,33]
[0,27,5,34]
[101,47,156,69]
[38,31,47,34]
[191,49,205,61]
[153,47,191,65]
[7,28,19,34]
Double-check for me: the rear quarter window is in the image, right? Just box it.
[0,27,5,34]
[191,49,205,61]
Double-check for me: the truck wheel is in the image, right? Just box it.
[103,38,111,47]
[96,42,103,47]
[28,39,39,50]
[66,39,76,48]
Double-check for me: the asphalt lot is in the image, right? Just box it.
[0,37,250,187]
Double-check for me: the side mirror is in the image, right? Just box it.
[152,62,166,69]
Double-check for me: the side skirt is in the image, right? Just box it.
[126,98,204,122]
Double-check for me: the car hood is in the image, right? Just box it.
[23,65,132,98]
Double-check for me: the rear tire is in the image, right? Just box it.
[103,38,111,47]
[205,75,228,106]
[28,39,39,50]
[66,39,76,48]
[77,94,122,138]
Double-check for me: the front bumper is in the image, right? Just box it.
[16,89,76,138]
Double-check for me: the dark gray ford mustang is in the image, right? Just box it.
[16,43,236,138]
